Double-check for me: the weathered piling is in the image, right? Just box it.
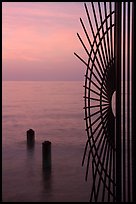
[42,141,51,169]
[27,129,35,146]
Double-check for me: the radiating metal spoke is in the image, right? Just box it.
[74,1,134,202]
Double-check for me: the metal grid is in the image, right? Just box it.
[74,2,134,202]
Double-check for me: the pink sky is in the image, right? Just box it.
[2,2,89,81]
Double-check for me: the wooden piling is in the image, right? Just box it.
[42,141,51,169]
[27,129,35,145]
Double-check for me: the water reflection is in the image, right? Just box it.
[42,168,52,191]
[26,140,35,153]
[42,167,52,193]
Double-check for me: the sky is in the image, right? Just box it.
[2,2,89,81]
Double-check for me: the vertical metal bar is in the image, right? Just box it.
[123,2,126,202]
[113,3,116,202]
[110,2,113,61]
[108,147,112,202]
[115,2,122,202]
[131,2,135,202]
[127,2,130,201]
[104,2,111,62]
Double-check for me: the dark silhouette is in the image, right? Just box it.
[42,141,51,170]
[74,2,134,202]
[27,129,35,148]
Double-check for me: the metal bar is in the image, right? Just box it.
[91,79,107,97]
[83,96,108,103]
[84,111,108,134]
[91,108,108,127]
[88,117,109,153]
[86,61,104,87]
[123,2,126,201]
[84,53,92,154]
[82,141,89,166]
[85,76,108,98]
[85,65,107,91]
[104,2,111,62]
[92,157,115,198]
[93,128,108,163]
[85,71,102,89]
[85,147,91,181]
[89,114,113,201]
[85,3,115,41]
[74,52,88,66]
[82,10,93,163]
[88,110,109,137]
[80,18,104,79]
[93,150,115,185]
[110,2,113,61]
[84,2,115,61]
[102,144,111,201]
[85,109,109,184]
[79,22,115,99]
[113,3,116,202]
[91,2,106,70]
[84,106,108,119]
[88,129,113,197]
[85,3,113,100]
[108,146,113,202]
[90,161,97,201]
[91,2,107,69]
[85,74,108,96]
[99,44,110,127]
[90,113,110,163]
[84,3,95,37]
[84,104,109,110]
[115,2,122,202]
[95,138,108,201]
[85,3,106,72]
[84,86,108,100]
[77,27,108,96]
[79,17,92,48]
[127,2,130,201]
[93,132,113,200]
[91,25,115,89]
[77,32,90,56]
[74,54,104,95]
[98,2,109,65]
[87,115,108,172]
[131,2,135,202]
[87,35,97,198]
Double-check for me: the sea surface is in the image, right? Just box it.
[2,81,92,202]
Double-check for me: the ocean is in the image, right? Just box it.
[2,81,91,202]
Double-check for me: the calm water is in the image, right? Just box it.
[2,81,91,202]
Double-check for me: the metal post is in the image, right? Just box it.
[122,2,126,201]
[132,2,136,202]
[115,2,122,202]
[127,2,131,201]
